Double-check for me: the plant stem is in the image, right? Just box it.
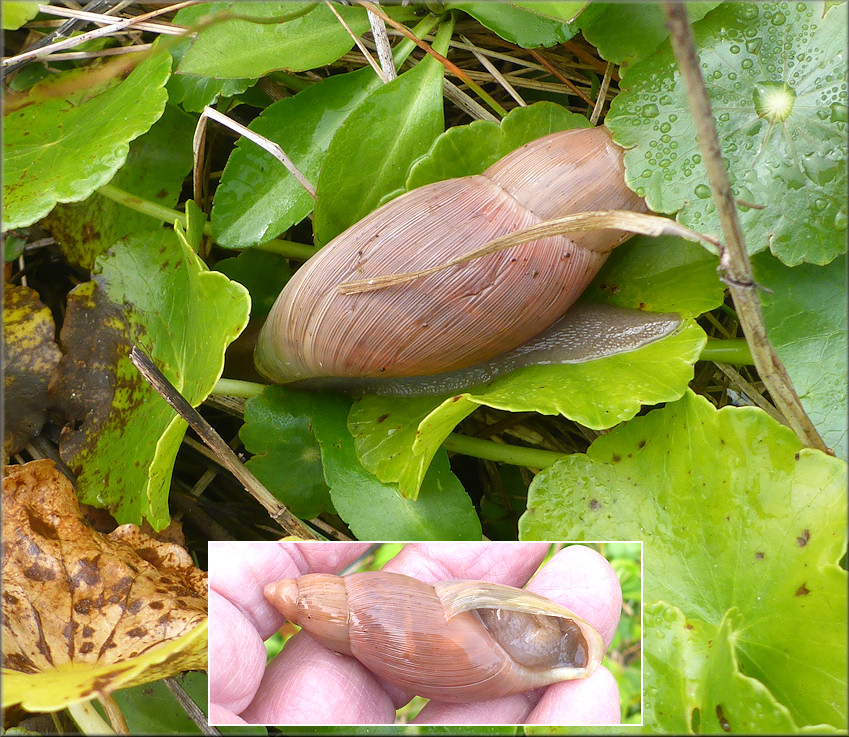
[97,183,317,260]
[701,338,753,365]
[663,3,828,453]
[213,378,267,399]
[443,433,566,468]
[67,701,114,735]
[129,347,317,539]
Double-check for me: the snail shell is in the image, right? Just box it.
[263,571,605,703]
[255,126,650,385]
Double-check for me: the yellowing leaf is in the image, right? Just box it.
[2,461,207,712]
[3,285,62,456]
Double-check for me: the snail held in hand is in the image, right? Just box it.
[255,126,681,395]
[264,571,605,703]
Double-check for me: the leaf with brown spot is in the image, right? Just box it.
[50,229,249,529]
[3,285,62,457]
[1,461,207,712]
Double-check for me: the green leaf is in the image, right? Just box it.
[348,232,723,499]
[446,2,583,48]
[520,390,848,730]
[93,672,209,735]
[644,604,799,733]
[177,2,371,80]
[312,23,449,245]
[2,1,38,30]
[211,66,382,248]
[2,51,172,230]
[350,321,705,500]
[607,2,848,266]
[239,387,330,520]
[214,249,291,319]
[167,4,256,112]
[581,234,726,315]
[753,253,848,459]
[311,391,482,540]
[577,3,720,74]
[41,104,195,269]
[56,230,250,530]
[406,101,590,190]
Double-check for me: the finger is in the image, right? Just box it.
[525,666,621,725]
[383,541,551,586]
[210,541,371,639]
[525,544,623,647]
[240,631,396,725]
[209,703,247,725]
[412,691,540,725]
[209,588,268,714]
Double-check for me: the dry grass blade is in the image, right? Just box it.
[338,210,721,294]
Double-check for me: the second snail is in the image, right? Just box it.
[264,570,606,703]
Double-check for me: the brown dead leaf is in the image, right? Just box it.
[3,285,62,457]
[2,460,207,683]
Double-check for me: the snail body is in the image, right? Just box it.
[255,126,670,391]
[263,571,605,703]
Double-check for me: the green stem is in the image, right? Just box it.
[392,14,442,67]
[213,378,267,399]
[443,433,567,468]
[67,701,114,735]
[97,183,317,260]
[701,338,753,365]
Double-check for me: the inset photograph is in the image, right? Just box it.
[208,541,641,726]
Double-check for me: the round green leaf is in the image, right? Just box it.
[644,603,800,733]
[521,390,847,730]
[577,2,720,74]
[606,2,848,266]
[2,51,172,230]
[42,104,195,269]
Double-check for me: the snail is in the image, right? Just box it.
[255,126,682,395]
[263,571,605,703]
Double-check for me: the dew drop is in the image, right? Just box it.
[695,183,712,199]
[834,209,847,230]
[741,58,754,70]
[772,10,786,25]
[643,103,659,118]
[830,102,847,124]
[692,154,702,164]
[660,122,672,133]
[746,38,762,54]
[753,81,796,122]
[730,45,740,54]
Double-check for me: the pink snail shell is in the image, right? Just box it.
[255,126,655,388]
[264,571,606,703]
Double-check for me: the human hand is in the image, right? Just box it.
[209,542,623,725]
